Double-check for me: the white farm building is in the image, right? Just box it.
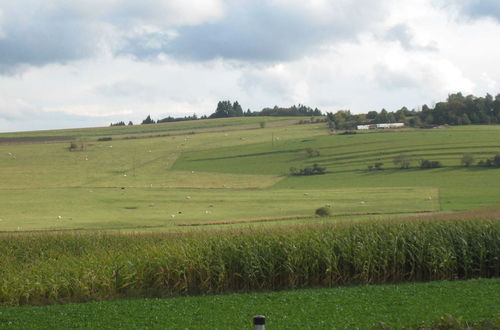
[357,123,405,130]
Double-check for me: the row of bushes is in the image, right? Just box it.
[367,152,500,170]
[0,217,498,306]
[289,163,326,175]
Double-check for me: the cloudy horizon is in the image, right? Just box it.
[1,0,500,132]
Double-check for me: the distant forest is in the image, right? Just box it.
[110,92,500,129]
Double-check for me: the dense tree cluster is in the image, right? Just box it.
[157,114,207,123]
[251,104,322,117]
[122,101,323,125]
[210,101,244,118]
[327,92,500,130]
[110,121,126,126]
[141,115,155,125]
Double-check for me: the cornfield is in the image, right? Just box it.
[0,217,498,306]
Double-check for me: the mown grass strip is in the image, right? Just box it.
[0,215,498,306]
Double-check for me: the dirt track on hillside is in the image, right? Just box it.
[0,136,74,145]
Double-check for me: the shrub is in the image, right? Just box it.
[290,163,326,176]
[476,153,500,167]
[393,153,411,169]
[461,153,474,167]
[259,121,266,128]
[97,137,112,142]
[68,141,86,152]
[305,147,320,157]
[315,207,331,217]
[368,162,384,171]
[420,159,442,169]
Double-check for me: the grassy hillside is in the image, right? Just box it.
[1,119,500,231]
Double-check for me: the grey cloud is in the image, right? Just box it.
[459,0,500,20]
[0,0,389,73]
[145,1,389,62]
[0,3,108,73]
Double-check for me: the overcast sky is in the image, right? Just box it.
[1,0,500,132]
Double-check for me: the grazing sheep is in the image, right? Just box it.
[304,193,309,196]
[171,214,176,218]
[360,201,365,204]
[186,196,191,199]
[57,216,62,219]
[427,196,432,200]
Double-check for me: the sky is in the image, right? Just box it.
[1,0,500,132]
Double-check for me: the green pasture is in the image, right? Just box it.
[0,117,301,139]
[1,119,500,231]
[0,278,497,329]
[0,187,437,231]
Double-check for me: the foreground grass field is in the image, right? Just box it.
[0,278,498,329]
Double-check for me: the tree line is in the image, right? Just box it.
[110,101,323,126]
[327,92,500,130]
[110,92,500,128]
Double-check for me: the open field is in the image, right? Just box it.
[0,187,438,231]
[0,117,300,140]
[0,278,498,329]
[1,119,500,232]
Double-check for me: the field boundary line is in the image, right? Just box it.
[176,210,436,227]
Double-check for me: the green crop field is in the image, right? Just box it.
[1,118,499,327]
[0,278,498,329]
